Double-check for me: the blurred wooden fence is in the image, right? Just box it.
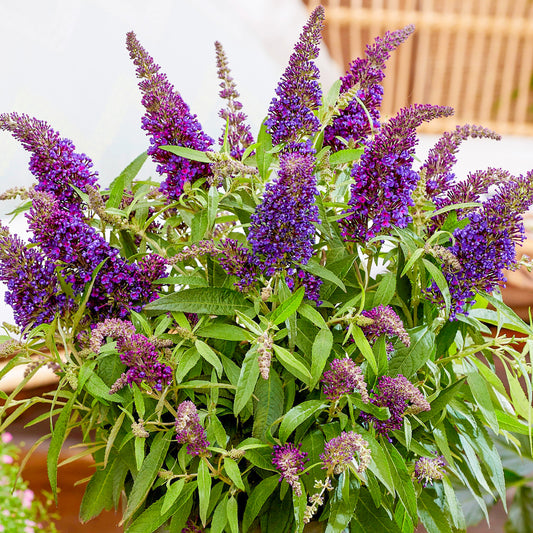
[304,0,533,135]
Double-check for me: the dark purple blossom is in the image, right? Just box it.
[286,268,323,306]
[216,239,258,292]
[126,32,214,201]
[324,25,414,151]
[265,7,324,145]
[361,374,430,437]
[215,41,254,159]
[361,305,410,357]
[109,333,172,393]
[248,150,320,275]
[0,113,99,213]
[272,443,308,496]
[322,358,369,402]
[428,171,533,318]
[0,224,69,330]
[320,431,371,475]
[341,104,454,242]
[422,124,501,198]
[175,400,211,456]
[414,454,446,486]
[27,191,166,319]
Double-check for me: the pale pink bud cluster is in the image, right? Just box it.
[320,431,371,475]
[89,318,136,354]
[413,454,446,486]
[257,331,274,380]
[322,358,369,402]
[175,400,211,456]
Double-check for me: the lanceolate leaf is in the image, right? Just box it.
[279,400,327,443]
[234,347,260,416]
[389,326,435,378]
[351,489,402,533]
[144,287,252,316]
[253,370,284,441]
[242,475,279,532]
[272,344,312,385]
[269,287,305,326]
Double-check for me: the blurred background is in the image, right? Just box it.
[1,1,533,531]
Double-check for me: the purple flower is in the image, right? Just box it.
[272,443,308,496]
[428,171,533,318]
[324,25,414,151]
[0,113,99,213]
[320,431,371,475]
[361,305,410,357]
[89,318,136,354]
[341,104,454,243]
[215,239,258,292]
[248,150,320,275]
[126,32,214,201]
[0,224,69,330]
[422,125,501,199]
[27,191,166,320]
[265,6,324,145]
[322,358,369,402]
[361,375,430,436]
[215,41,254,159]
[286,269,323,306]
[110,333,172,393]
[414,454,446,486]
[175,401,210,456]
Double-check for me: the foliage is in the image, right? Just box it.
[1,6,533,533]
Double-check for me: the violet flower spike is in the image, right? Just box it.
[0,223,69,331]
[272,443,308,496]
[341,104,454,243]
[89,318,136,354]
[126,31,214,201]
[215,41,254,159]
[175,400,211,456]
[0,112,99,214]
[324,25,414,151]
[322,358,369,402]
[265,6,324,145]
[320,431,371,475]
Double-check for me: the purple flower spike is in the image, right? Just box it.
[272,443,308,496]
[361,305,410,357]
[215,41,254,159]
[110,333,172,393]
[361,374,430,437]
[265,6,324,145]
[248,150,320,275]
[89,318,136,354]
[126,32,214,201]
[320,431,371,475]
[428,171,533,318]
[324,25,414,151]
[0,224,69,330]
[0,113,99,213]
[414,454,446,486]
[175,401,211,456]
[341,104,454,242]
[322,358,369,402]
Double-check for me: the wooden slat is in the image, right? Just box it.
[513,3,533,124]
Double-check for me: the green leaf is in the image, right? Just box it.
[373,273,396,307]
[126,481,196,533]
[144,287,252,316]
[311,328,333,389]
[389,326,435,378]
[123,430,171,523]
[224,457,245,491]
[269,287,305,326]
[161,478,185,514]
[198,459,212,526]
[253,369,284,441]
[85,373,123,403]
[352,490,402,533]
[107,151,148,208]
[325,472,359,533]
[234,347,260,416]
[466,367,498,433]
[329,148,364,165]
[418,491,453,533]
[159,145,212,163]
[256,120,273,180]
[195,339,223,377]
[272,344,312,385]
[242,475,279,532]
[302,260,346,292]
[47,393,76,502]
[422,258,451,314]
[197,323,251,341]
[298,302,328,330]
[175,346,201,383]
[351,325,378,373]
[79,453,128,522]
[227,496,239,533]
[417,378,466,423]
[505,485,533,533]
[479,292,533,335]
[279,400,327,442]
